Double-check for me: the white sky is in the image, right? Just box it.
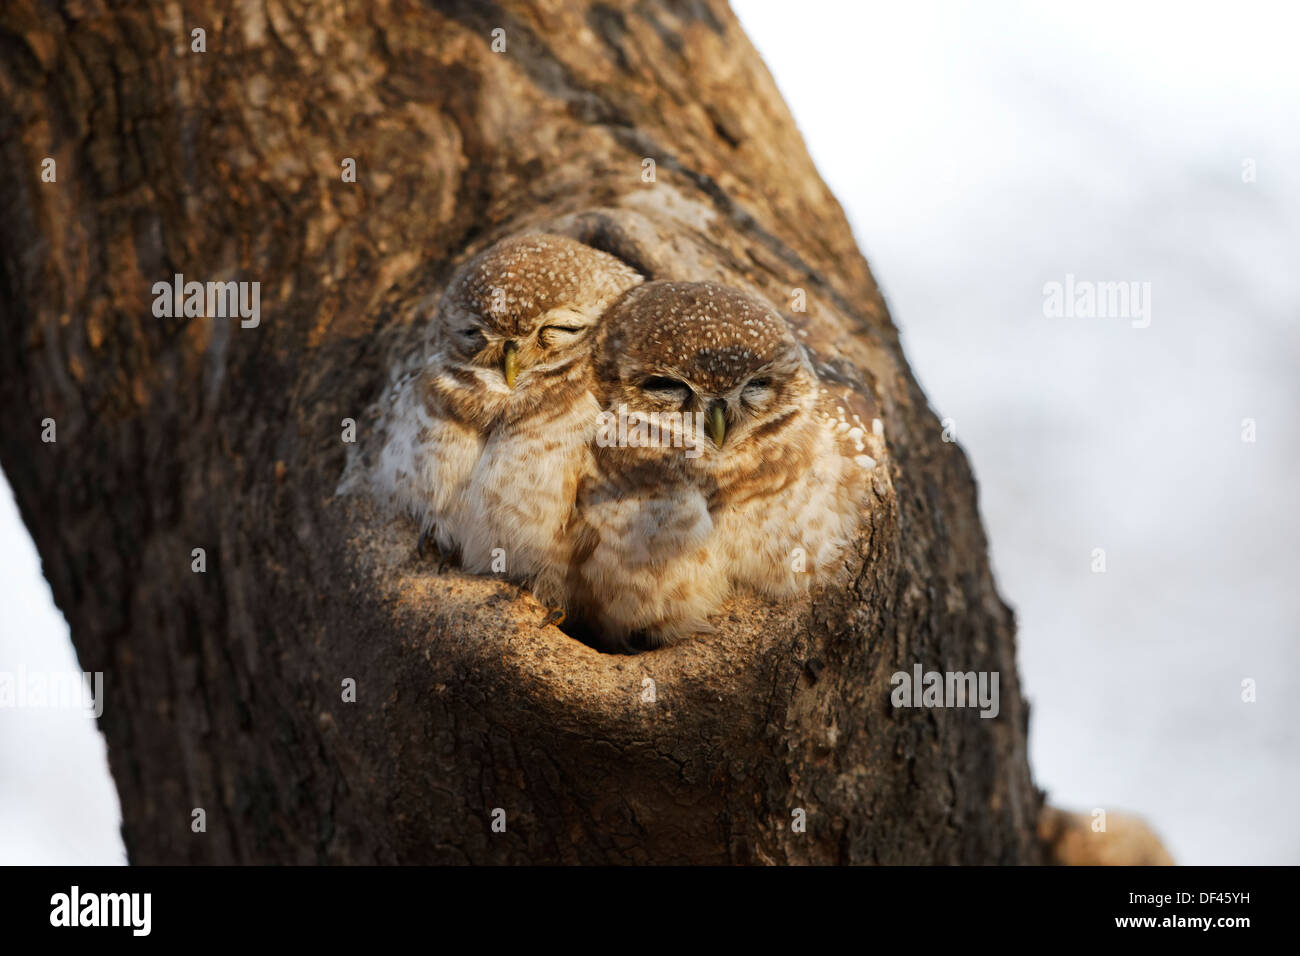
[736,0,1300,864]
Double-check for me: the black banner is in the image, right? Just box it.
[1,865,1280,942]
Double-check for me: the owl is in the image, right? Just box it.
[373,233,643,597]
[564,281,885,648]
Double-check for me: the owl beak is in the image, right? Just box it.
[502,340,519,389]
[707,401,727,448]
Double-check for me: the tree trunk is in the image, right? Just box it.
[0,0,1043,864]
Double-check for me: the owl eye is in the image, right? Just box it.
[538,324,587,348]
[457,327,487,351]
[741,377,775,405]
[639,376,693,403]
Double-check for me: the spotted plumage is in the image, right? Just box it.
[562,281,886,648]
[371,233,643,594]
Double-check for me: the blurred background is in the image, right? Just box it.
[2,0,1296,864]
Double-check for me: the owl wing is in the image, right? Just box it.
[373,366,484,554]
[808,350,886,467]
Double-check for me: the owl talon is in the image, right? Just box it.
[417,530,452,574]
[540,607,566,629]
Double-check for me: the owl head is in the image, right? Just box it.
[596,281,812,456]
[435,234,642,399]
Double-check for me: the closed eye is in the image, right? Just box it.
[458,327,487,348]
[538,324,588,348]
[741,377,775,406]
[639,376,693,402]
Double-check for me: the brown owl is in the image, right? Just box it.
[372,233,642,596]
[564,281,885,648]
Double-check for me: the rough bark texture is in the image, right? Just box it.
[0,0,1045,863]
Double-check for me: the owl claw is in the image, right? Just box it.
[540,607,567,629]
[416,530,453,573]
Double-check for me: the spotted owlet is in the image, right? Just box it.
[372,233,643,596]
[564,280,885,648]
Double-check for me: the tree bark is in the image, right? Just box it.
[0,0,1044,864]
